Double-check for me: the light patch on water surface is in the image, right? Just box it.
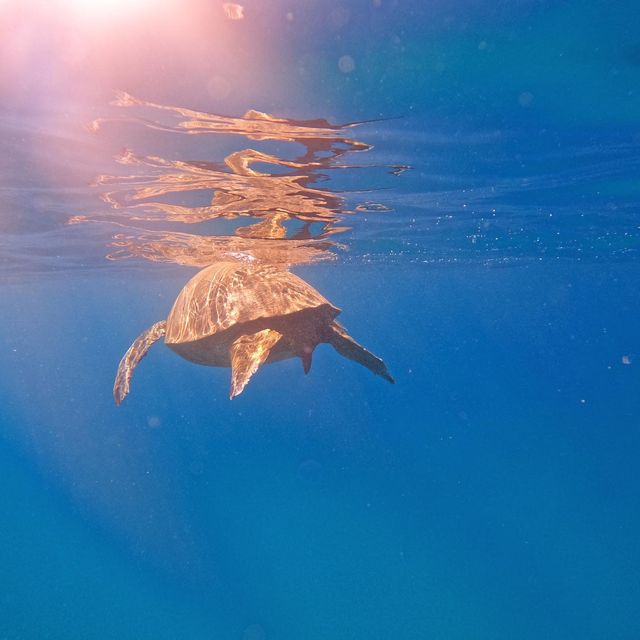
[223,3,244,21]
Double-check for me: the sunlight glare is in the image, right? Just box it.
[62,0,156,22]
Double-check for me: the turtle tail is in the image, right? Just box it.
[113,320,167,405]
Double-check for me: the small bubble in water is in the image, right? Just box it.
[622,354,632,365]
[518,92,534,107]
[338,55,355,73]
[243,624,266,640]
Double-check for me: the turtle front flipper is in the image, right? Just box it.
[114,320,167,405]
[326,321,394,384]
[229,328,282,399]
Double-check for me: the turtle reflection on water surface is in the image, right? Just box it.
[114,262,394,404]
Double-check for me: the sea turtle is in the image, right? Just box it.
[114,262,393,404]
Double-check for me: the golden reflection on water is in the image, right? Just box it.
[75,92,385,254]
[77,94,397,400]
[76,146,346,229]
[92,92,370,150]
[107,231,340,268]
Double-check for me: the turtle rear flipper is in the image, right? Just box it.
[327,322,394,384]
[229,328,282,399]
[114,320,167,405]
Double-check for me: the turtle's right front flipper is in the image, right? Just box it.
[113,320,167,405]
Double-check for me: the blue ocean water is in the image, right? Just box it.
[1,1,640,638]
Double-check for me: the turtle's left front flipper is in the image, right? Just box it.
[326,321,394,384]
[229,329,282,399]
[114,320,167,405]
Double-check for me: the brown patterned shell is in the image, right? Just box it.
[164,262,339,344]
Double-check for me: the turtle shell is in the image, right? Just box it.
[165,262,339,345]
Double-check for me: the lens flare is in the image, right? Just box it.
[61,0,156,22]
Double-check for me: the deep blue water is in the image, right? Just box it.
[2,1,640,638]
